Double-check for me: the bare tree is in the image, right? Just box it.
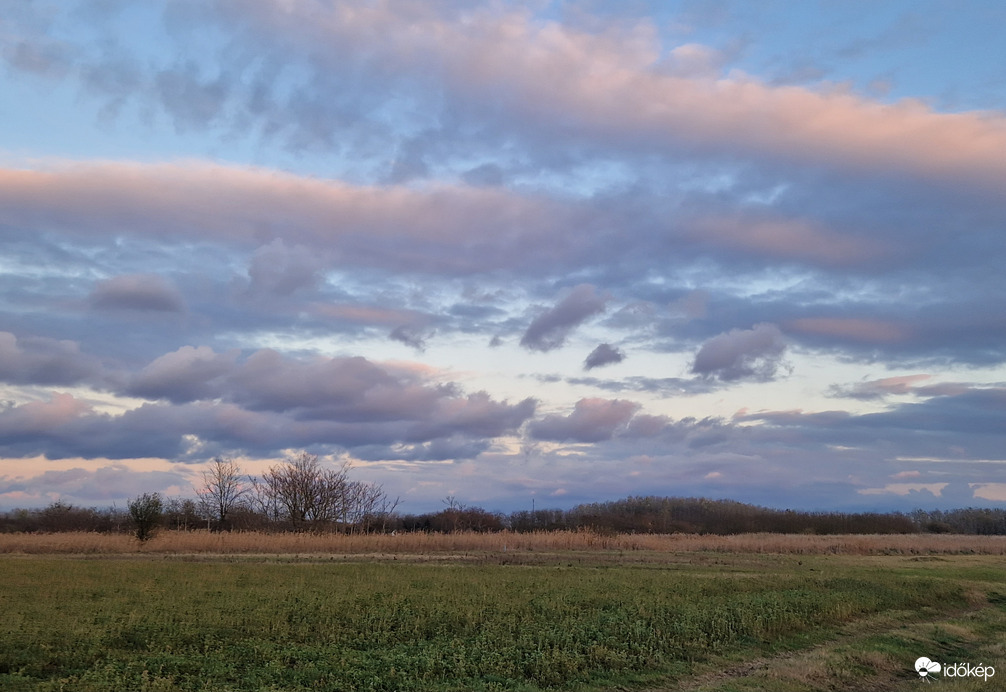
[442,495,467,532]
[250,475,282,523]
[196,457,249,530]
[253,452,351,531]
[371,490,402,533]
[343,481,399,532]
[250,452,400,532]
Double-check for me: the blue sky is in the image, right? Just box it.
[2,0,1006,514]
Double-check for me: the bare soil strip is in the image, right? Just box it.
[647,597,1006,692]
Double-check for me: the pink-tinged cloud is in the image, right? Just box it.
[687,215,884,265]
[858,483,949,497]
[624,414,672,438]
[0,463,191,503]
[973,483,1006,502]
[2,393,93,432]
[830,374,932,400]
[863,375,932,394]
[787,317,910,344]
[313,303,430,327]
[529,398,641,443]
[0,162,576,274]
[222,2,1006,190]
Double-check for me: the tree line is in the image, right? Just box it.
[0,453,401,540]
[2,454,1006,538]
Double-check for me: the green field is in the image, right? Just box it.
[2,552,1004,691]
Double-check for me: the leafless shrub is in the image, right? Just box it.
[127,493,163,542]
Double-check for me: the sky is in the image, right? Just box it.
[1,0,1006,514]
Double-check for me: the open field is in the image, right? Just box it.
[1,535,1005,691]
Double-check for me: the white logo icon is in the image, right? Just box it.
[916,657,941,682]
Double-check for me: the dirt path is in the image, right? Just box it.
[628,599,1004,692]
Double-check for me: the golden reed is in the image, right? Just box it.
[2,530,1006,555]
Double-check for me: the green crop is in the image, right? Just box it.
[0,554,992,691]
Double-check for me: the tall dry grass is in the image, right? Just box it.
[3,530,1006,555]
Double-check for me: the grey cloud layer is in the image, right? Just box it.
[0,345,537,461]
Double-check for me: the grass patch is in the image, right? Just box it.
[0,552,1001,691]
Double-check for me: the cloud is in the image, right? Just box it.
[0,390,536,464]
[685,214,884,266]
[5,154,1002,365]
[247,239,325,296]
[7,2,1006,203]
[521,284,608,352]
[154,62,230,132]
[461,163,505,186]
[389,325,432,351]
[666,43,727,78]
[2,1,1006,512]
[566,375,719,397]
[211,350,446,418]
[736,385,1006,455]
[127,346,239,404]
[80,2,1006,190]
[0,162,579,276]
[0,393,94,433]
[0,463,191,504]
[692,323,788,381]
[311,303,432,328]
[787,317,909,345]
[89,274,185,312]
[529,398,640,443]
[584,343,625,370]
[408,391,538,442]
[0,332,102,386]
[829,374,932,400]
[0,346,537,461]
[352,435,491,462]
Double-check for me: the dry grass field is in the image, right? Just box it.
[3,528,1006,556]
